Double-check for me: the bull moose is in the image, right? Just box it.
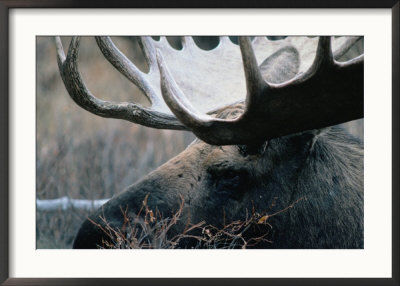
[55,36,364,249]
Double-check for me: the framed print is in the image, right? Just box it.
[1,1,399,285]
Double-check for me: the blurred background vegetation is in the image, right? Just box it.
[36,36,363,249]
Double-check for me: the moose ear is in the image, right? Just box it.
[259,46,300,84]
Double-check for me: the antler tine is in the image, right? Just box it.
[299,36,334,81]
[55,36,66,66]
[66,37,80,62]
[333,36,362,60]
[238,37,269,110]
[219,36,231,45]
[156,49,215,128]
[55,36,187,130]
[316,36,334,63]
[337,53,364,68]
[138,36,158,72]
[181,36,196,49]
[95,36,163,107]
[159,36,168,44]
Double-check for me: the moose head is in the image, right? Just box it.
[55,36,363,249]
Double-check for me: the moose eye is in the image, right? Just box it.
[223,170,239,180]
[207,167,249,200]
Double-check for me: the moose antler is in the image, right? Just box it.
[56,36,363,145]
[55,36,186,130]
[158,36,363,145]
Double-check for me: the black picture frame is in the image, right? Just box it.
[0,1,399,285]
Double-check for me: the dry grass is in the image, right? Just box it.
[88,194,306,249]
[91,195,271,249]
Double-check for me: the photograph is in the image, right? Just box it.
[36,35,365,250]
[2,4,397,284]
